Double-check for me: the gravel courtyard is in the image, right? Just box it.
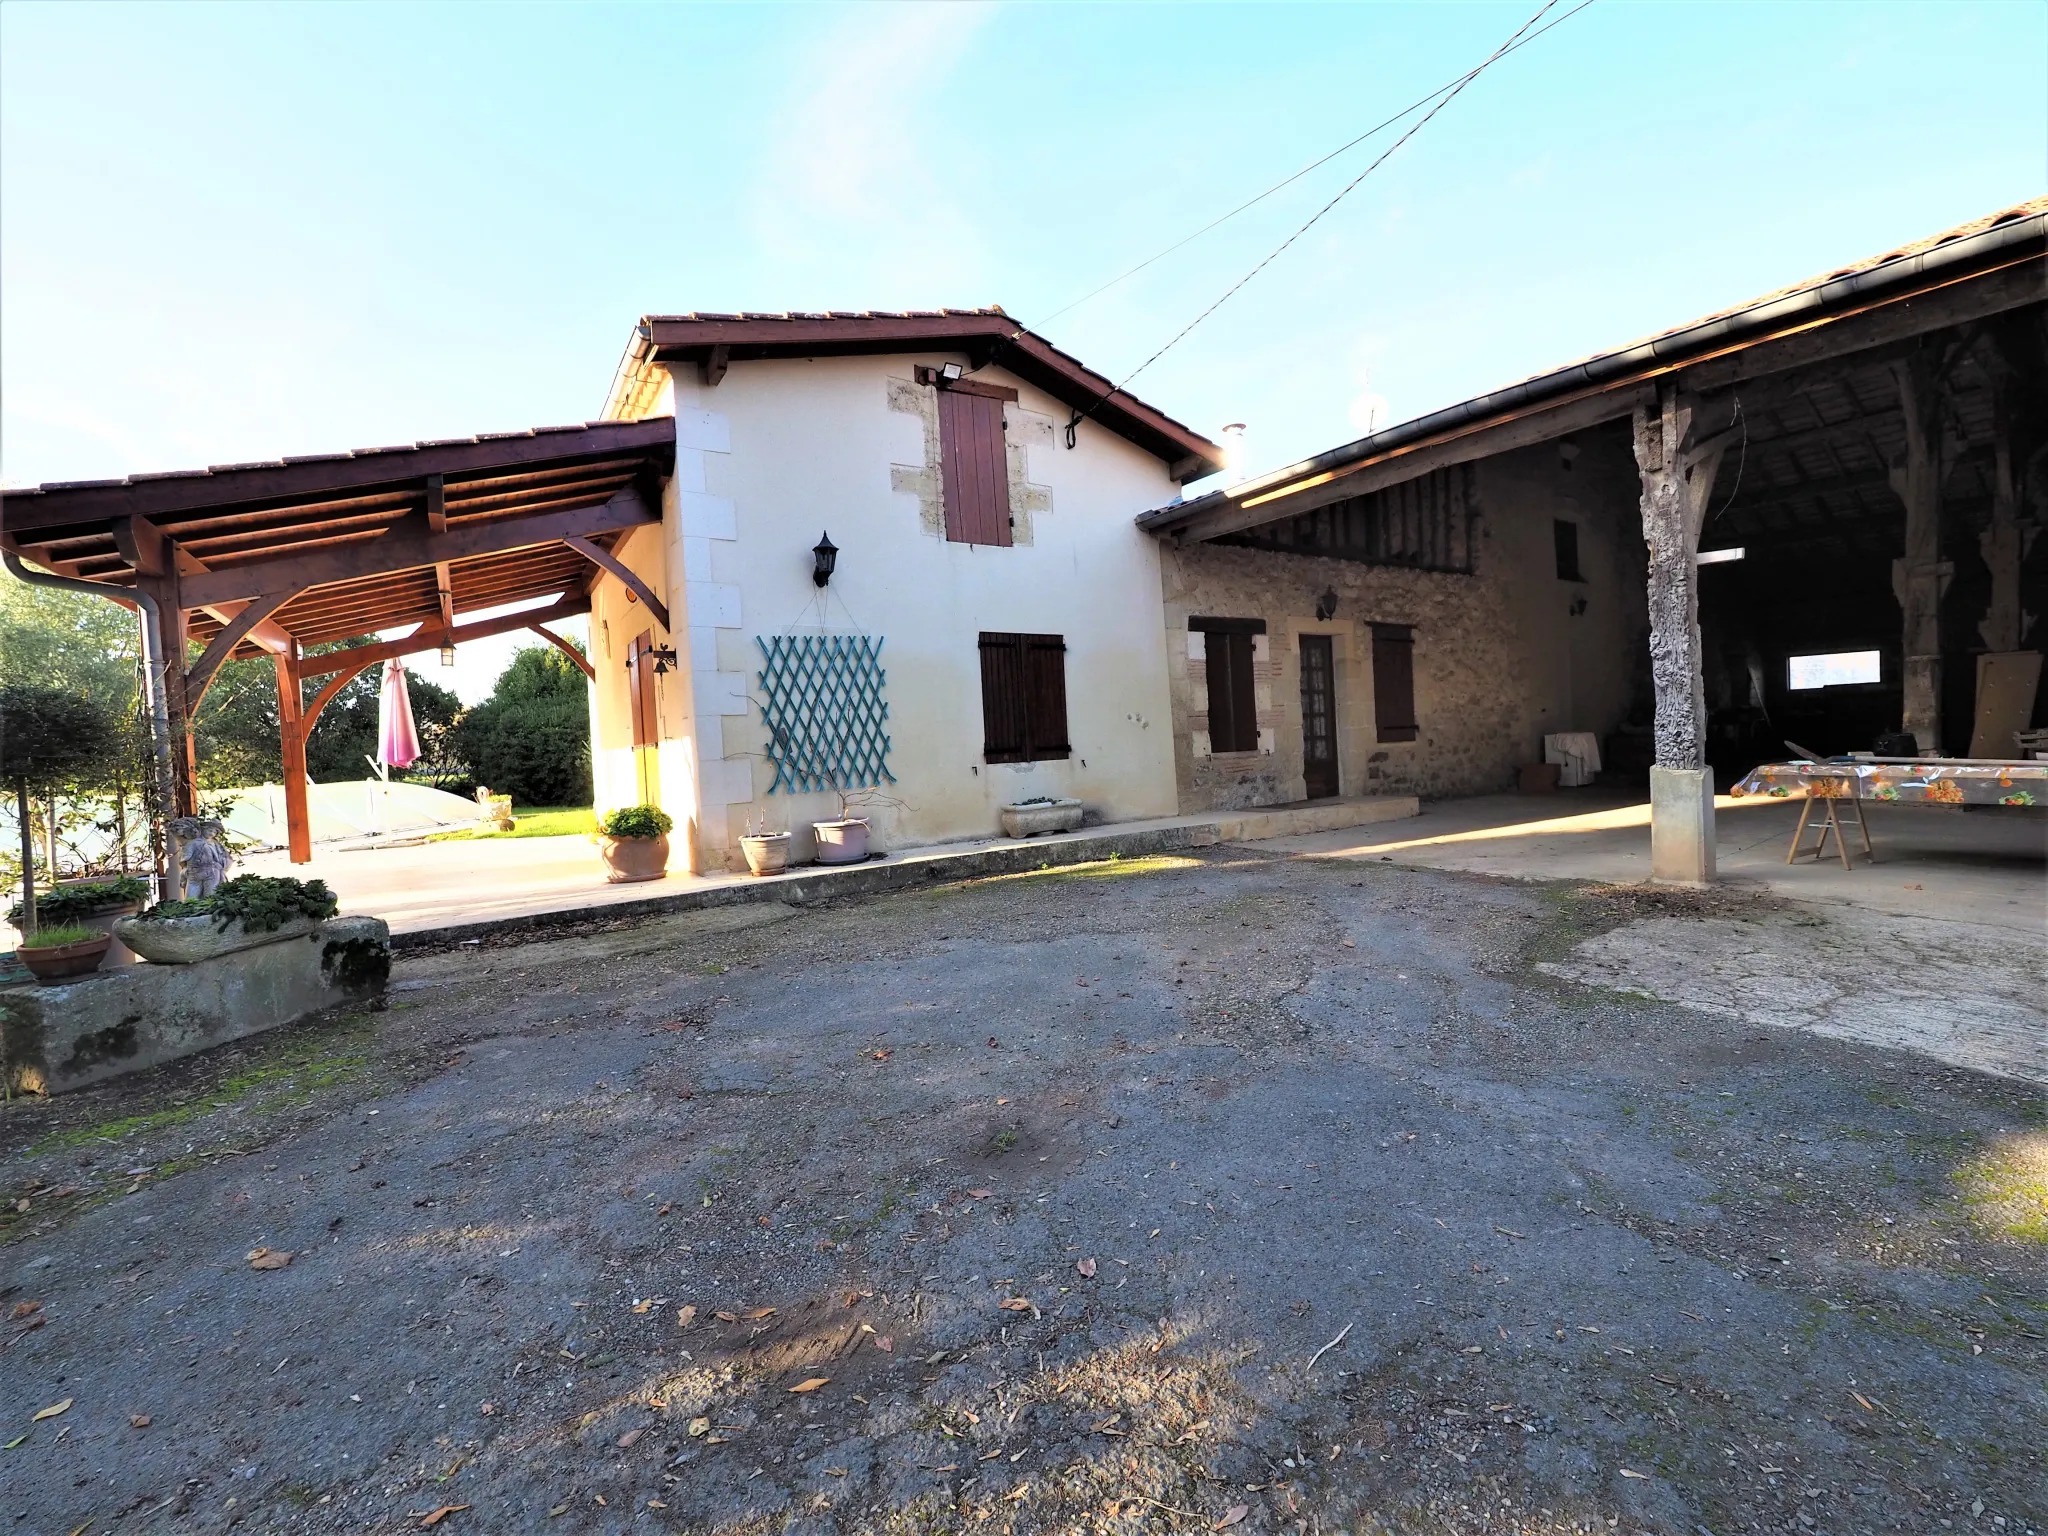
[1,847,2041,1535]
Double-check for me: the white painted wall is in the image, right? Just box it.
[592,355,1184,870]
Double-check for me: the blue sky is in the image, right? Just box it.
[4,1,2043,698]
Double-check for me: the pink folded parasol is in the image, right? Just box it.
[376,657,421,770]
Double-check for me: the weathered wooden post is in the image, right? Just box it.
[1632,382,1734,884]
[1887,347,1950,753]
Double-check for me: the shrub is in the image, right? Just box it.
[17,923,100,950]
[140,874,339,933]
[598,805,672,840]
[7,874,149,928]
[451,645,591,806]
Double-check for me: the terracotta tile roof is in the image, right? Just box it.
[605,307,1226,481]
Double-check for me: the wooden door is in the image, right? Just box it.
[1299,633,1339,799]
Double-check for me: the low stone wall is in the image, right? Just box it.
[0,916,390,1096]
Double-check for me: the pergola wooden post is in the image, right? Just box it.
[1887,346,1951,753]
[1633,382,1736,885]
[273,648,313,865]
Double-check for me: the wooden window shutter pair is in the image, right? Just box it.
[1190,616,1263,754]
[978,632,1070,763]
[934,378,1017,547]
[1371,623,1418,743]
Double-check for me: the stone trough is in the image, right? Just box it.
[0,916,390,1096]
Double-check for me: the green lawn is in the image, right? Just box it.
[428,805,595,841]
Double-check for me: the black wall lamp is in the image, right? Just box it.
[812,531,838,588]
[1315,588,1339,621]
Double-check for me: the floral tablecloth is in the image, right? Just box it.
[1730,761,2044,807]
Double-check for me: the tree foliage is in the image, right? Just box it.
[451,642,592,806]
[192,648,462,789]
[0,684,125,797]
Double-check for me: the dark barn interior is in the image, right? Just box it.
[1687,304,2047,785]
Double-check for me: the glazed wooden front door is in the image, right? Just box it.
[1299,633,1339,800]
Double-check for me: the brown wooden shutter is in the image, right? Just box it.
[628,633,658,749]
[980,632,1067,761]
[1201,630,1258,753]
[979,633,1028,761]
[1023,634,1070,758]
[937,387,1013,547]
[1371,623,1418,743]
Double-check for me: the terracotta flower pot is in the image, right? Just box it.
[739,833,791,876]
[18,933,112,983]
[599,832,670,884]
[812,819,870,865]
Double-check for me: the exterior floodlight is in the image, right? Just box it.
[439,645,456,667]
[1695,547,1746,566]
[812,531,839,588]
[940,362,965,381]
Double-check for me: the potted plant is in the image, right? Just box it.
[15,923,114,983]
[9,874,149,967]
[811,783,877,866]
[596,805,672,883]
[738,815,791,877]
[999,795,1085,838]
[116,874,340,965]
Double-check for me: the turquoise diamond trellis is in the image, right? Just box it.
[756,634,895,795]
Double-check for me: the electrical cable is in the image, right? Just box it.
[1033,0,1596,332]
[1032,0,1595,452]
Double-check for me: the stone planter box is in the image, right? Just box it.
[2,915,390,1096]
[114,912,322,965]
[1000,799,1084,838]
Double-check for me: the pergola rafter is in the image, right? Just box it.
[1,416,675,864]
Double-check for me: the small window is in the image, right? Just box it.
[1191,617,1263,753]
[1553,519,1582,582]
[1788,650,1882,690]
[931,376,1018,547]
[979,632,1069,762]
[1371,623,1418,743]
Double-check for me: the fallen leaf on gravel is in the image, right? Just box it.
[789,1377,830,1393]
[246,1247,293,1271]
[714,1311,738,1322]
[876,1335,894,1351]
[871,1049,893,1061]
[1850,1390,1875,1412]
[417,1506,469,1527]
[2,1434,27,1450]
[999,1297,1033,1312]
[742,1306,777,1320]
[1340,940,1356,949]
[9,1302,39,1319]
[968,1189,993,1199]
[826,1466,849,1476]
[32,1399,71,1422]
[1494,1226,1526,1239]
[617,1429,644,1448]
[687,1417,711,1437]
[548,1503,569,1517]
[1217,1506,1250,1528]
[130,1415,152,1428]
[1619,1468,1649,1479]
[1076,1257,1097,1278]
[677,1305,696,1329]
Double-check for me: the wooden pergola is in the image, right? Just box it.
[1,416,676,863]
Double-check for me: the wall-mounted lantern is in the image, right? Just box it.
[439,645,456,667]
[812,531,839,588]
[1315,588,1339,621]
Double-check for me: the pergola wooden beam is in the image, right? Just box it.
[179,482,657,607]
[186,588,301,704]
[295,595,593,680]
[528,623,596,680]
[561,533,670,632]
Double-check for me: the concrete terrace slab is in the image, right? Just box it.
[1261,790,2048,934]
[233,794,1423,945]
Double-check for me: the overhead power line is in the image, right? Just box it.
[1112,0,1590,395]
[1035,0,1595,332]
